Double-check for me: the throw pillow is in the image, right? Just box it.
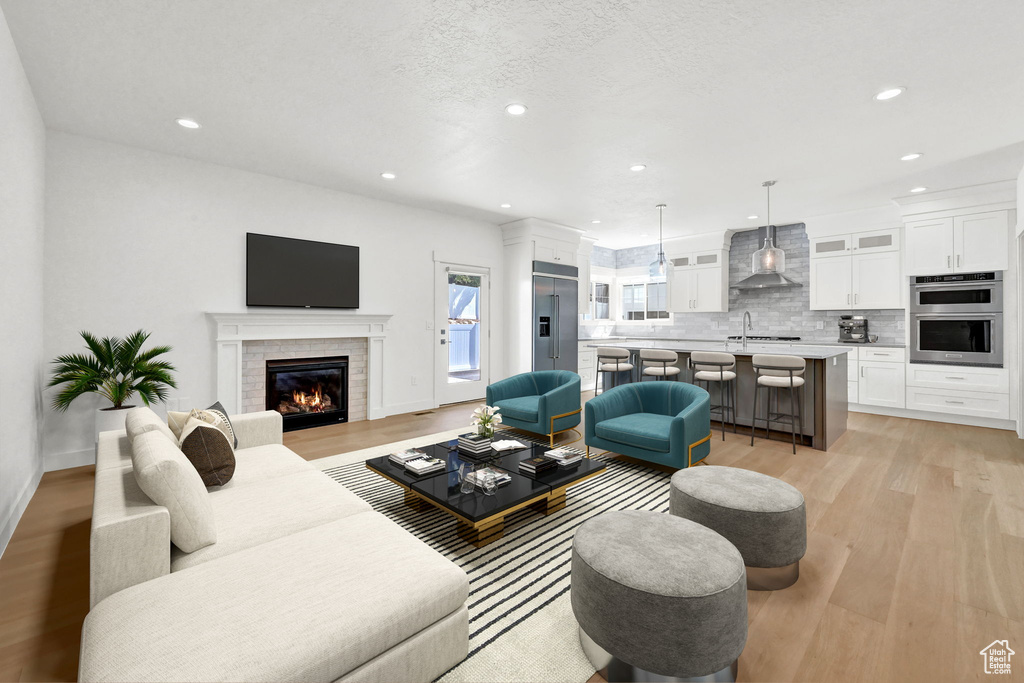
[124,406,176,445]
[178,417,236,487]
[206,401,238,448]
[168,408,233,445]
[131,430,217,552]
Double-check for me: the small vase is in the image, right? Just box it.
[477,424,494,439]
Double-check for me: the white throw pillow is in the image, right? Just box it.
[124,406,176,445]
[168,408,233,446]
[131,430,217,553]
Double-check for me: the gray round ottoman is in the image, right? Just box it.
[670,466,806,590]
[571,510,747,682]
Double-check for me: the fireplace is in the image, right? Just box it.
[266,356,349,431]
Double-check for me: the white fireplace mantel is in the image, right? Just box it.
[207,312,392,419]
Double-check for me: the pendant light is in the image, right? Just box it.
[648,203,668,280]
[733,180,800,289]
[752,180,786,274]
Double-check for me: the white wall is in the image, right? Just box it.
[44,132,504,468]
[0,7,46,556]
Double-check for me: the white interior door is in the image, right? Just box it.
[435,263,490,406]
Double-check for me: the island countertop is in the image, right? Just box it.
[585,339,852,360]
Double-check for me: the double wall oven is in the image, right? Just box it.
[909,272,1002,367]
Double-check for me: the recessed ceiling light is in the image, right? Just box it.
[900,153,923,161]
[747,215,759,220]
[910,186,927,193]
[630,164,646,172]
[874,87,905,101]
[504,103,527,116]
[380,172,396,180]
[500,203,512,208]
[591,220,601,224]
[175,118,200,129]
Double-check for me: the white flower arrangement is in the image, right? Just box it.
[471,405,502,436]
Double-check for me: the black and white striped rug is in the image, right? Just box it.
[321,437,672,682]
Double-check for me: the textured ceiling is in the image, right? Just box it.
[3,0,1023,247]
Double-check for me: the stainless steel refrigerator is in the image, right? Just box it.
[533,265,578,372]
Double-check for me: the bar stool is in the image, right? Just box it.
[688,351,737,440]
[595,347,634,395]
[750,354,805,454]
[640,349,682,381]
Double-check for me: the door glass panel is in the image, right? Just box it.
[918,319,991,352]
[695,254,717,265]
[918,288,992,306]
[671,257,690,267]
[447,273,481,383]
[857,234,893,249]
[815,239,846,254]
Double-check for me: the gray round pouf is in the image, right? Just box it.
[670,466,806,590]
[571,510,747,682]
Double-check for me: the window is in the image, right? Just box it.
[622,282,668,321]
[647,282,668,319]
[591,282,610,320]
[622,284,645,320]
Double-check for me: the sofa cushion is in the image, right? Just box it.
[206,400,239,448]
[131,431,217,553]
[213,443,312,489]
[595,413,674,453]
[171,469,371,571]
[124,406,176,445]
[178,418,236,487]
[495,395,540,422]
[80,512,470,683]
[96,431,133,472]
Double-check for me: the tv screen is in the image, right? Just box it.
[246,233,359,309]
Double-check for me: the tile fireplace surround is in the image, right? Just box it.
[208,312,391,419]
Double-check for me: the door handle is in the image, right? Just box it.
[861,367,865,378]
[847,293,851,305]
[947,255,951,268]
[854,293,858,305]
[956,254,961,268]
[945,400,964,405]
[554,295,560,359]
[945,376,965,380]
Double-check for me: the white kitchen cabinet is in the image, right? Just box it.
[906,386,1009,420]
[577,342,596,390]
[906,363,1008,394]
[534,237,578,266]
[905,218,954,275]
[904,210,1009,275]
[858,360,906,408]
[669,262,727,313]
[852,251,902,308]
[809,256,853,309]
[848,381,859,404]
[576,248,591,311]
[809,229,902,311]
[954,211,1010,272]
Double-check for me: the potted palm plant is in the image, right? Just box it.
[48,330,178,437]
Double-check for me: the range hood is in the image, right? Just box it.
[732,225,802,290]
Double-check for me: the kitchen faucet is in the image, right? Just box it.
[741,311,753,350]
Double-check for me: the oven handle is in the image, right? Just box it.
[911,280,1000,289]
[912,313,1001,320]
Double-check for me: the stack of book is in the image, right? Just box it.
[543,448,583,468]
[389,448,427,466]
[404,456,446,476]
[457,433,493,456]
[519,455,557,477]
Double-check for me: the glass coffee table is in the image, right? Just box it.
[365,438,605,547]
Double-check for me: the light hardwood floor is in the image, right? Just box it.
[1,399,1022,682]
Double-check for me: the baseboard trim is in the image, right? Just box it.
[386,399,437,417]
[850,404,1017,431]
[44,447,95,472]
[0,461,43,560]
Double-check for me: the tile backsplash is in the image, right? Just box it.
[585,223,906,345]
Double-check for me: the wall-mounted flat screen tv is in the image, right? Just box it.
[246,233,359,309]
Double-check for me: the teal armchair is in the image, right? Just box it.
[486,371,582,446]
[585,382,712,468]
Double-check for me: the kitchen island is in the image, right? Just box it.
[587,340,849,451]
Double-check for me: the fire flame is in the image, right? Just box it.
[292,386,326,413]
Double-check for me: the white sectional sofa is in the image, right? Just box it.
[80,407,469,683]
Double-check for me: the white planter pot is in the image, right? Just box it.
[96,406,135,441]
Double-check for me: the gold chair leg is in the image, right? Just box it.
[687,432,713,468]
